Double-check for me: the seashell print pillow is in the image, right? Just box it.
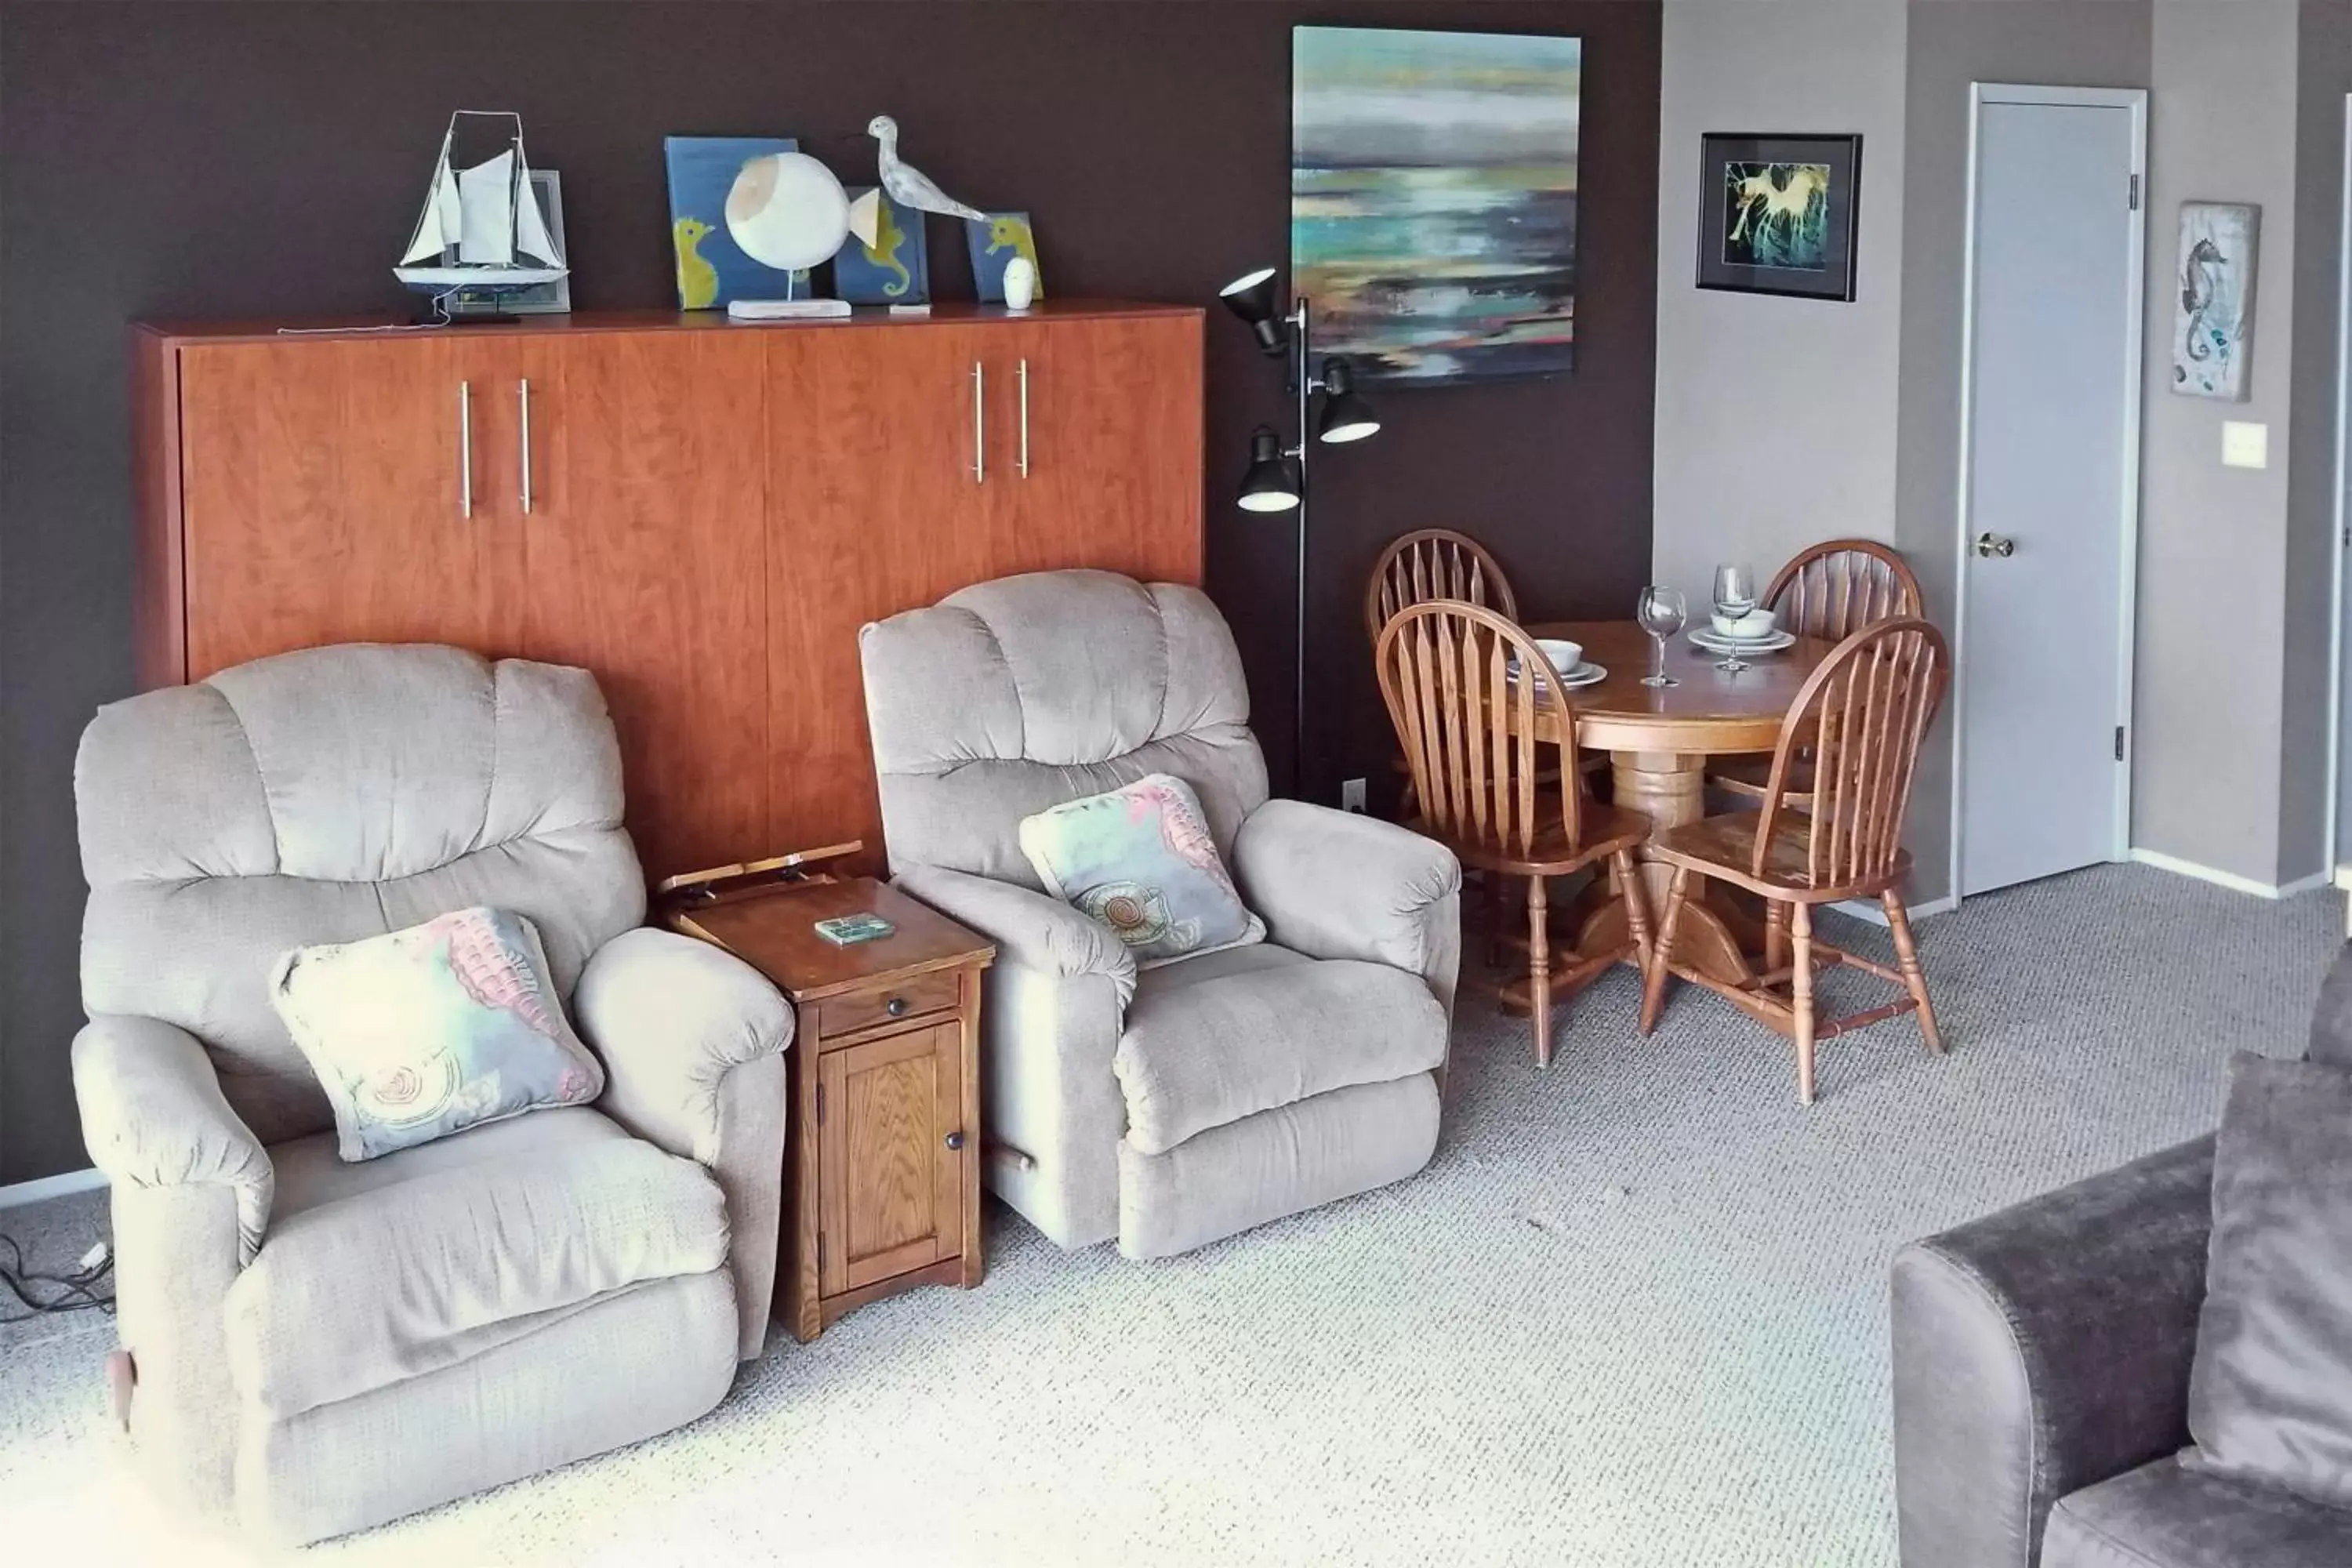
[269,907,604,1161]
[1018,774,1264,967]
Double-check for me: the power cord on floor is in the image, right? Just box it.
[0,1232,115,1322]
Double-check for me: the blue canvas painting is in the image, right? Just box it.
[834,187,930,305]
[964,212,1042,304]
[1292,26,1581,384]
[664,136,804,309]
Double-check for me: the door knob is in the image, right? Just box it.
[945,1131,966,1151]
[1975,532,2016,559]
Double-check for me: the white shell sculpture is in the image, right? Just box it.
[1002,257,1038,312]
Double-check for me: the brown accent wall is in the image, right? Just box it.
[0,1,1660,1179]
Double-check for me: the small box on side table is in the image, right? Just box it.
[666,877,994,1341]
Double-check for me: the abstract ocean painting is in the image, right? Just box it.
[1291,26,1581,385]
[2172,201,2259,401]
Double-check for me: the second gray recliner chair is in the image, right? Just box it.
[859,569,1461,1259]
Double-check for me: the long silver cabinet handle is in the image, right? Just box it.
[972,361,986,483]
[1018,359,1030,478]
[518,379,533,514]
[458,381,473,518]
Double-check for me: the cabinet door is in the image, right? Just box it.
[763,325,997,858]
[983,314,1205,586]
[515,332,770,880]
[178,336,519,679]
[818,1022,965,1296]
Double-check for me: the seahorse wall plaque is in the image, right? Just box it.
[2172,201,2259,401]
[835,187,931,306]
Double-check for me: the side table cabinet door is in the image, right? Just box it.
[817,1022,967,1297]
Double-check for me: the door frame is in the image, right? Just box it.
[1949,82,2149,903]
[2324,95,2352,882]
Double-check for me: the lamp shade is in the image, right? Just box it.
[1236,426,1302,513]
[1316,358,1380,445]
[1218,267,1287,356]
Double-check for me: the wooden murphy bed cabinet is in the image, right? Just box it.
[132,303,1207,883]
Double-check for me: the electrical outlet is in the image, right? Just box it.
[1341,777,1367,815]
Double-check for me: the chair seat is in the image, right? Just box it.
[226,1108,728,1420]
[2042,1454,2352,1568]
[1410,800,1650,877]
[1648,811,1909,902]
[1113,946,1446,1156]
[1706,754,1813,801]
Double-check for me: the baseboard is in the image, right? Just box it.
[2131,847,2331,901]
[1832,893,1955,927]
[0,1166,106,1210]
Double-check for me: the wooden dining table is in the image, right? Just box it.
[1523,619,1838,989]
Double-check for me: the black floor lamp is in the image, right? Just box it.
[1215,266,1382,797]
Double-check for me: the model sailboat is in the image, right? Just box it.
[394,111,567,297]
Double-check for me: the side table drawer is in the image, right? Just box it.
[817,967,961,1039]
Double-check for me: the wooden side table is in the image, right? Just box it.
[666,877,995,1341]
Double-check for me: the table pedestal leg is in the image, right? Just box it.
[1605,750,1753,988]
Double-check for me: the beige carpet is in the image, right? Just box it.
[0,863,2339,1567]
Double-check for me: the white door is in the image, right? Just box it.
[1958,86,2146,898]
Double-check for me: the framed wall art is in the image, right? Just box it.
[1695,133,1862,302]
[2171,201,2259,400]
[1291,25,1581,384]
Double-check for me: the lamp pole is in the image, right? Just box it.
[1288,298,1312,797]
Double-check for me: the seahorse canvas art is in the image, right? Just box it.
[834,187,930,305]
[663,135,803,309]
[965,212,1043,305]
[2172,201,2259,401]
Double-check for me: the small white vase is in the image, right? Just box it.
[1002,258,1037,312]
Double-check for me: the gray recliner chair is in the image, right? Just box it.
[71,644,791,1544]
[858,569,1462,1259]
[1889,946,2352,1566]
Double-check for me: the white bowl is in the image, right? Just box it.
[1711,609,1778,639]
[1533,637,1583,673]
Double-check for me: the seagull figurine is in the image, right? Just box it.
[867,114,991,225]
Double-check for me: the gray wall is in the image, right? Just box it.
[2136,0,2307,884]
[1893,0,2154,903]
[1652,0,1910,615]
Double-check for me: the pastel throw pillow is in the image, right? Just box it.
[1019,774,1264,967]
[270,906,604,1161]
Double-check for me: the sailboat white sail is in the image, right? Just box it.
[395,111,567,296]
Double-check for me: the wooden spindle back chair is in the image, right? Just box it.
[1764,539,1923,642]
[1363,529,1519,645]
[1374,601,1653,1068]
[1642,617,1951,1102]
[1713,539,1925,804]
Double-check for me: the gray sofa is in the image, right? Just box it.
[859,569,1462,1260]
[72,644,791,1543]
[1890,949,2352,1567]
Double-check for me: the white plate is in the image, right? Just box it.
[1689,628,1795,655]
[1508,658,1607,689]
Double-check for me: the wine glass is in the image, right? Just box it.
[1635,586,1686,688]
[1711,562,1758,673]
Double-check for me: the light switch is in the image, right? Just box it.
[2223,420,2269,469]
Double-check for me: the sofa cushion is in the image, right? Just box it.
[2307,942,2352,1065]
[2042,1455,2352,1568]
[225,1116,726,1418]
[1113,951,1445,1156]
[2185,1054,2352,1509]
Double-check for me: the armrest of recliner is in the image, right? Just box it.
[1229,799,1463,1019]
[893,862,1134,1249]
[893,862,1138,1011]
[574,926,793,1361]
[1890,1134,2216,1568]
[574,927,793,1161]
[73,1014,274,1262]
